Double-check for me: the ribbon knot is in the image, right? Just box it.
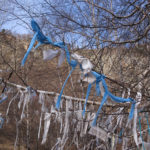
[21,20,53,66]
[130,98,136,104]
[70,60,78,68]
[96,77,102,82]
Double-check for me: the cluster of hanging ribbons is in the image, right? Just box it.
[0,80,150,148]
[21,19,136,127]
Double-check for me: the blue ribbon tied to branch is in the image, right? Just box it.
[92,75,136,126]
[21,20,53,66]
[82,71,104,117]
[80,71,136,126]
[21,20,136,127]
[54,43,78,109]
[21,20,79,109]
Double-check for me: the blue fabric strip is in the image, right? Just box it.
[102,78,129,102]
[128,102,136,120]
[36,32,49,43]
[56,67,75,109]
[139,116,146,150]
[31,20,49,43]
[91,71,103,96]
[31,19,41,32]
[29,21,76,110]
[21,32,38,66]
[0,117,4,128]
[22,20,72,67]
[64,46,71,65]
[88,73,135,125]
[92,92,108,126]
[22,20,53,66]
[91,71,101,77]
[96,82,101,96]
[22,20,136,127]
[101,77,135,120]
[46,36,53,44]
[118,128,124,143]
[146,113,150,135]
[82,83,92,117]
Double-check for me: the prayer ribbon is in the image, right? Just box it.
[81,71,135,126]
[146,113,150,135]
[21,20,136,127]
[21,20,52,66]
[139,116,146,150]
[0,116,4,128]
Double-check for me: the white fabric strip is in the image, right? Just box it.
[133,91,142,146]
[41,112,51,144]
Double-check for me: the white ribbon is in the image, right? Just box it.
[81,72,96,83]
[41,112,51,144]
[38,93,45,139]
[139,141,150,150]
[60,100,70,149]
[133,92,142,146]
[43,49,65,67]
[18,90,24,109]
[77,101,83,132]
[88,126,109,142]
[71,53,93,74]
[6,92,19,117]
[20,93,30,120]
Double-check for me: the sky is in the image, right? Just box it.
[3,20,31,34]
[1,0,42,34]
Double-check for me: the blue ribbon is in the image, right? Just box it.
[83,72,136,126]
[96,81,101,96]
[22,20,79,109]
[45,38,78,109]
[21,20,136,127]
[91,71,104,96]
[31,20,50,44]
[22,20,72,67]
[0,117,4,128]
[139,116,146,150]
[95,75,102,96]
[82,71,103,117]
[101,77,136,120]
[56,60,78,109]
[31,19,41,32]
[52,42,77,109]
[118,129,124,143]
[31,21,77,109]
[82,83,92,117]
[146,113,150,135]
[21,32,38,66]
[21,20,52,66]
[92,92,108,126]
